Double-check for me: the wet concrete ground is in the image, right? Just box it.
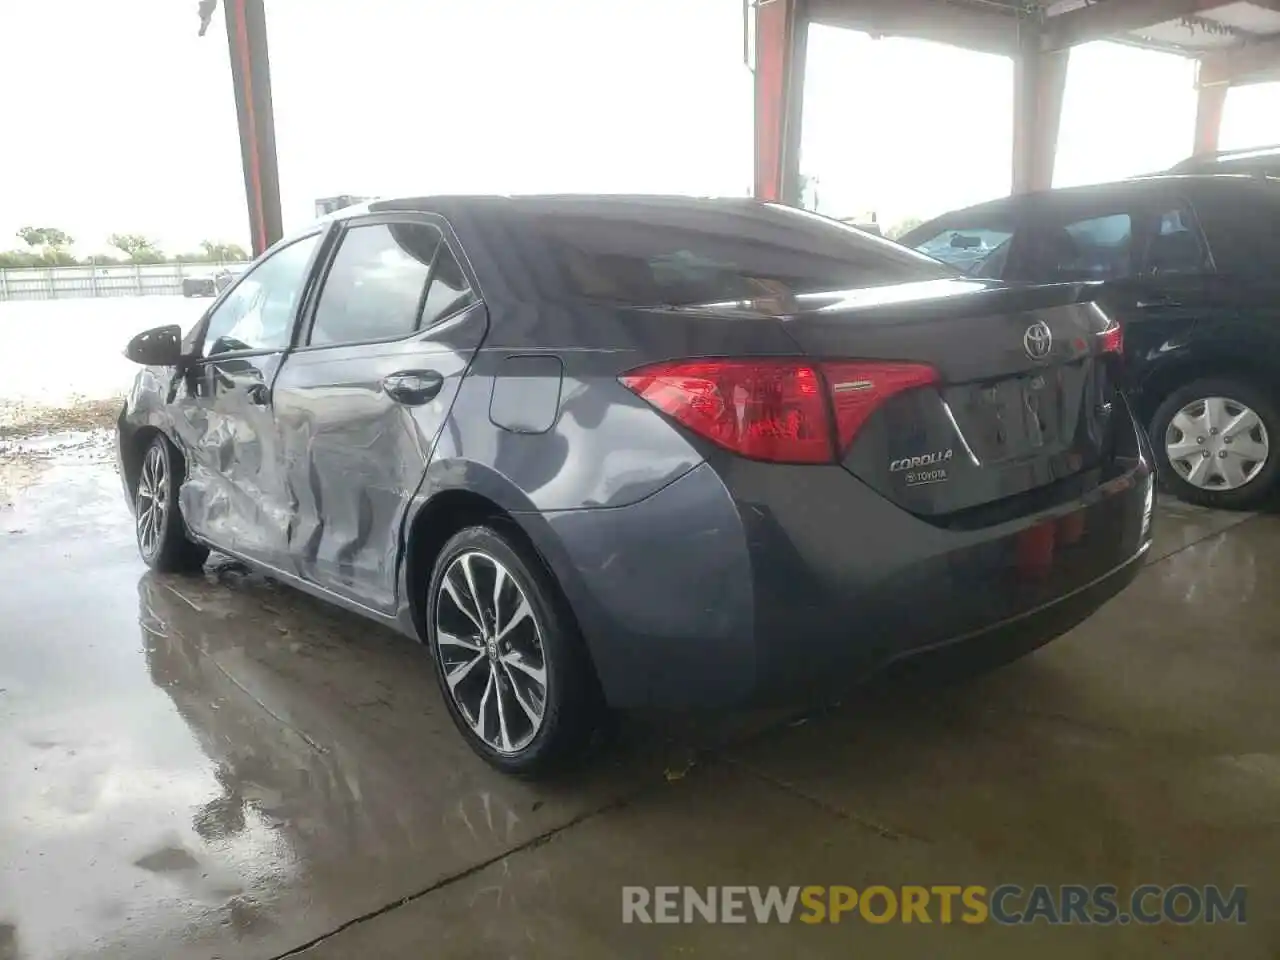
[1,438,1277,959]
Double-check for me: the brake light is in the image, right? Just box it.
[619,359,832,463]
[821,361,939,455]
[620,358,938,463]
[1098,322,1123,356]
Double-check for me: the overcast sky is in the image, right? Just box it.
[1,0,1277,254]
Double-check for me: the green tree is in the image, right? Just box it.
[15,226,76,264]
[17,226,74,251]
[0,250,41,268]
[199,239,249,262]
[108,233,165,264]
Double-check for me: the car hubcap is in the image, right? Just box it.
[434,551,547,754]
[1165,396,1269,491]
[136,444,168,556]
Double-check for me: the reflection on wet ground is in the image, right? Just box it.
[1,434,1278,958]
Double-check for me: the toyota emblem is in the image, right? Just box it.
[1023,321,1053,360]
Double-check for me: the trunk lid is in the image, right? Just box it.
[778,279,1122,521]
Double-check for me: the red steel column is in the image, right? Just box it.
[1012,29,1068,194]
[754,0,808,204]
[223,0,284,255]
[1193,80,1227,156]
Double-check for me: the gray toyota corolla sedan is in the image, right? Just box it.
[117,196,1154,774]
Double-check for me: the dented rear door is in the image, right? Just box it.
[271,215,486,614]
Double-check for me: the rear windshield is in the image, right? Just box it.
[480,202,948,306]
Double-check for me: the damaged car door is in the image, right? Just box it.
[172,231,325,568]
[271,215,485,612]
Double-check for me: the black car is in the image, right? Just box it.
[117,196,1152,773]
[181,267,240,298]
[903,175,1280,509]
[1166,145,1280,179]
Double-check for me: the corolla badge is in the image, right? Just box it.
[1024,321,1053,360]
[889,450,953,472]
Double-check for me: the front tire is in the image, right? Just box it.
[135,436,209,572]
[426,525,600,776]
[1151,377,1279,510]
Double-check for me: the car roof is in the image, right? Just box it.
[905,174,1279,236]
[343,194,767,220]
[1168,144,1280,172]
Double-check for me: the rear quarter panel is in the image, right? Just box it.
[432,298,803,511]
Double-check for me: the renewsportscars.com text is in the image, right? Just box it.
[622,884,1247,926]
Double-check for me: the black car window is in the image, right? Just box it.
[484,202,947,307]
[309,223,446,346]
[1191,182,1280,276]
[912,226,1014,277]
[420,245,475,327]
[1144,205,1210,276]
[202,233,320,357]
[1022,212,1132,282]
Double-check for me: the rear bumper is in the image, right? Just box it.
[533,410,1153,710]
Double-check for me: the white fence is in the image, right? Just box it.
[0,261,252,301]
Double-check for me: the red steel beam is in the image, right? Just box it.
[222,0,284,255]
[1012,30,1068,193]
[754,0,809,204]
[1193,82,1227,154]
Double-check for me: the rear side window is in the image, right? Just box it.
[912,226,1014,278]
[1191,185,1280,276]
[308,222,474,346]
[1021,211,1133,282]
[1144,204,1210,276]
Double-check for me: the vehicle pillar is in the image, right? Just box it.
[753,0,809,205]
[1012,27,1067,194]
[1192,80,1227,156]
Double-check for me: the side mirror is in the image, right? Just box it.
[124,324,184,366]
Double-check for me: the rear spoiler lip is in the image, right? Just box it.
[657,278,1103,322]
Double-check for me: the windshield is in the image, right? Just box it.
[483,202,949,306]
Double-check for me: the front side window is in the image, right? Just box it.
[1022,212,1133,282]
[913,226,1014,277]
[308,222,471,346]
[202,234,320,356]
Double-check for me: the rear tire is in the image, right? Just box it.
[426,525,601,776]
[135,436,209,572]
[1150,376,1279,510]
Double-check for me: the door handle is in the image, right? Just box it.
[382,370,444,405]
[1137,296,1182,309]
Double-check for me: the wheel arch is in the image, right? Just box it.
[122,423,166,502]
[1132,351,1280,428]
[402,488,518,641]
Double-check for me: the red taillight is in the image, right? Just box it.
[619,359,832,463]
[1098,322,1123,356]
[620,358,938,463]
[820,361,939,455]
